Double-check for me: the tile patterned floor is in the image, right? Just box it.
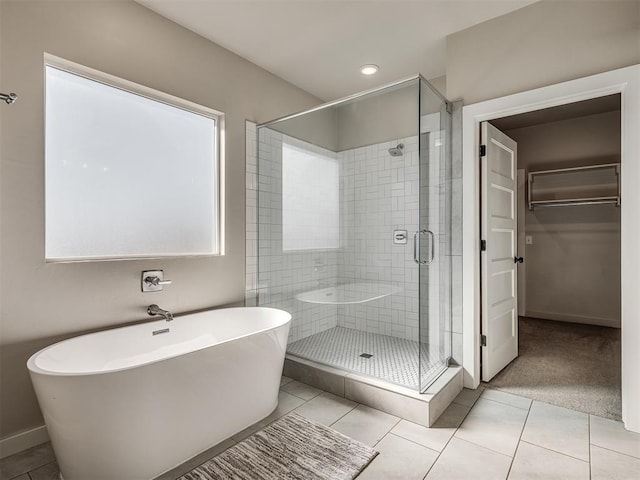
[2,380,639,480]
[287,326,446,389]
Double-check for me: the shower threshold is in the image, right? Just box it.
[284,355,461,427]
[283,355,462,426]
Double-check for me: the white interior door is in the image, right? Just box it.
[481,122,519,381]
[517,169,526,317]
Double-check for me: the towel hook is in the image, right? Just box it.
[0,92,17,105]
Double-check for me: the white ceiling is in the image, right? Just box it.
[136,0,537,101]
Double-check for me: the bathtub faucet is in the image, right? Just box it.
[147,304,174,322]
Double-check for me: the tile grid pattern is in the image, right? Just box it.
[337,135,425,341]
[5,382,638,480]
[245,121,258,307]
[287,326,445,390]
[255,127,340,342]
[247,117,464,360]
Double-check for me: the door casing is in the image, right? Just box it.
[461,64,640,432]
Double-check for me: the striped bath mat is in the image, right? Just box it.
[180,413,378,480]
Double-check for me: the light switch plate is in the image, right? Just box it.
[525,236,533,245]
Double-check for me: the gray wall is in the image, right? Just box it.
[336,82,419,151]
[505,111,621,327]
[0,0,320,440]
[263,75,447,154]
[336,78,446,151]
[270,80,422,153]
[446,0,640,104]
[264,106,339,152]
[428,75,446,98]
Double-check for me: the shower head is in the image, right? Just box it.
[388,143,404,157]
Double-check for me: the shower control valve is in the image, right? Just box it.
[393,230,408,244]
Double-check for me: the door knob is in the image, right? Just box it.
[514,256,524,264]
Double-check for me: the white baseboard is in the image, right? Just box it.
[524,310,620,329]
[0,425,49,459]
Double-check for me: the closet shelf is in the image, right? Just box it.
[528,163,620,210]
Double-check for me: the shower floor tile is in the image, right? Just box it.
[287,326,446,390]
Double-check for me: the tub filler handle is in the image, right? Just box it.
[142,270,172,292]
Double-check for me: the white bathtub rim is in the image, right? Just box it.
[27,306,291,377]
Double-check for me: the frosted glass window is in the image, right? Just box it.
[45,65,220,260]
[282,143,339,251]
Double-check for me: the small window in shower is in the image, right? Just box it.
[282,142,339,251]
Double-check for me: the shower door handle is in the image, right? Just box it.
[426,230,435,265]
[413,231,425,264]
[413,230,436,265]
[413,230,435,265]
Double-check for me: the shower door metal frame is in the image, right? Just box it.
[418,78,454,393]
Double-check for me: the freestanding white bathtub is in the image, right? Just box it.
[27,307,291,480]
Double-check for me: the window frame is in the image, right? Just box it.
[43,53,225,262]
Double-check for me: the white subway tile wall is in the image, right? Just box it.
[246,121,258,307]
[254,127,340,343]
[338,135,431,344]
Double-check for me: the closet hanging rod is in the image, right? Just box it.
[0,92,18,105]
[530,197,620,208]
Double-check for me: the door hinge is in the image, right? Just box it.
[480,335,487,347]
[480,239,487,251]
[479,144,487,157]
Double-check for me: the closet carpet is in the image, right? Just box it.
[483,317,621,420]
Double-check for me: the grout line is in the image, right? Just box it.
[422,394,479,479]
[478,389,532,411]
[280,382,323,401]
[506,441,523,480]
[328,402,361,427]
[431,436,514,467]
[452,435,519,460]
[284,390,323,402]
[451,387,484,410]
[372,417,403,450]
[505,401,533,480]
[386,432,441,455]
[518,440,590,463]
[588,444,640,461]
[450,435,515,459]
[280,377,294,387]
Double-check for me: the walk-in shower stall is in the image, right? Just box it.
[254,76,455,392]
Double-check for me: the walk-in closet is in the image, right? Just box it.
[482,94,622,420]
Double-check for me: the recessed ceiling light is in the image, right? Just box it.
[360,64,379,76]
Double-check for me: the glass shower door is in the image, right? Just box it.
[418,78,452,392]
[255,76,452,393]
